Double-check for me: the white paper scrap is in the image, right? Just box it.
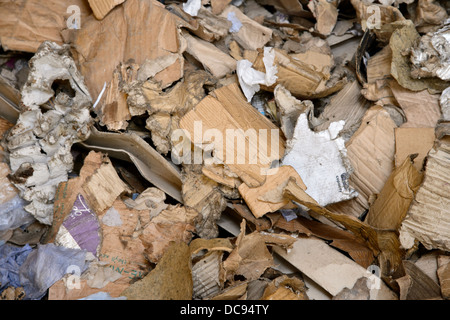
[282,113,357,207]
[182,0,201,17]
[236,47,278,102]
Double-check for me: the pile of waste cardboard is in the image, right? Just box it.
[0,0,449,300]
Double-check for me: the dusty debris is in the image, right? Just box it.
[1,0,450,302]
[5,41,92,225]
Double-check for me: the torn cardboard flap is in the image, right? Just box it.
[238,165,305,219]
[365,155,423,230]
[0,0,92,53]
[394,127,436,171]
[88,0,126,20]
[399,141,450,252]
[66,0,185,109]
[389,20,448,93]
[330,105,397,218]
[179,82,285,188]
[219,5,272,51]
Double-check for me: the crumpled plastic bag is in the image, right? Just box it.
[0,243,33,292]
[0,195,36,232]
[19,243,90,300]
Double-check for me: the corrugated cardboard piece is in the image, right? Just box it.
[327,105,397,218]
[179,82,285,188]
[399,141,450,252]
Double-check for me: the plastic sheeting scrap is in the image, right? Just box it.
[19,243,90,300]
[0,243,33,292]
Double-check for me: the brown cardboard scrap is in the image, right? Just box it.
[367,46,393,84]
[365,156,423,230]
[139,204,198,263]
[0,0,92,53]
[87,0,126,20]
[202,163,241,189]
[253,48,347,100]
[181,164,227,239]
[394,128,436,171]
[81,127,183,202]
[179,82,285,188]
[307,0,338,36]
[48,196,150,300]
[192,250,224,299]
[219,5,273,51]
[183,32,237,79]
[238,165,305,218]
[189,237,234,256]
[350,0,405,33]
[82,157,131,214]
[282,177,380,255]
[332,277,371,300]
[396,260,442,300]
[125,68,216,155]
[210,282,248,300]
[437,255,450,299]
[231,203,272,232]
[314,80,371,141]
[223,220,274,282]
[255,0,312,18]
[0,287,25,300]
[211,0,232,15]
[261,275,309,300]
[390,80,442,128]
[271,213,375,269]
[414,251,440,284]
[121,241,193,300]
[43,151,105,244]
[96,62,137,132]
[389,20,448,93]
[274,84,313,140]
[190,237,233,300]
[414,0,448,32]
[283,177,405,278]
[67,0,185,106]
[399,142,450,252]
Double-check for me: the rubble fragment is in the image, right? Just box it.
[5,41,92,225]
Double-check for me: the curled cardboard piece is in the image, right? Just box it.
[365,155,423,230]
[328,105,397,218]
[80,127,183,203]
